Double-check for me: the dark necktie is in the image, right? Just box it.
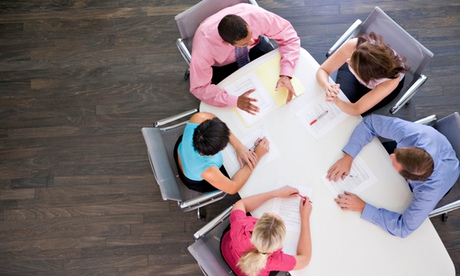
[235,46,250,68]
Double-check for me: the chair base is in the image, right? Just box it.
[197,207,207,221]
[184,68,190,80]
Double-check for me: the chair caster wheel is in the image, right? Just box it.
[442,213,448,222]
[197,207,207,221]
[184,69,190,80]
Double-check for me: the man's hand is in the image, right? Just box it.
[334,191,365,212]
[327,153,353,181]
[276,75,297,103]
[237,89,259,115]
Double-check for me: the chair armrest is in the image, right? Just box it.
[326,19,362,57]
[154,109,197,127]
[194,205,233,240]
[429,200,460,218]
[176,38,192,65]
[390,75,427,114]
[414,115,437,126]
[179,190,227,211]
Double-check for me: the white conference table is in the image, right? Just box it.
[200,48,455,276]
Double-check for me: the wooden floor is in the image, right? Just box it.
[0,0,459,275]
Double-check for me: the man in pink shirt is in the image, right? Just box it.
[190,3,300,114]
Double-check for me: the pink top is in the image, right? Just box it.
[189,3,300,107]
[348,63,405,89]
[221,210,296,276]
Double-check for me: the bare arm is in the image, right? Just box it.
[316,39,357,93]
[293,199,312,269]
[329,78,400,116]
[201,137,270,194]
[232,185,299,213]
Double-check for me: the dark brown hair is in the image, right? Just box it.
[218,14,248,44]
[394,147,434,181]
[350,32,409,84]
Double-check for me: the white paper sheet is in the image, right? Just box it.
[295,93,349,140]
[222,127,280,176]
[224,72,276,126]
[271,184,313,233]
[321,155,378,197]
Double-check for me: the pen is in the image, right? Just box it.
[310,110,329,125]
[297,193,312,203]
[249,140,261,152]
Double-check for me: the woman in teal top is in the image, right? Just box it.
[174,112,269,194]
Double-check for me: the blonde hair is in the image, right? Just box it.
[237,213,286,276]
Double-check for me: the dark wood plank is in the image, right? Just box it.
[0,0,458,275]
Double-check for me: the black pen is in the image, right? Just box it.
[249,140,261,152]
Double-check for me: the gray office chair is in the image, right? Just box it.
[188,206,290,276]
[174,0,260,80]
[326,7,434,114]
[416,112,460,221]
[141,109,226,220]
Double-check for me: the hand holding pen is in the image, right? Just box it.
[297,193,313,204]
[250,137,270,159]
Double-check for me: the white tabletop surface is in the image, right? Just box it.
[200,48,455,276]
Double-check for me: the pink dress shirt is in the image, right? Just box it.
[189,3,300,107]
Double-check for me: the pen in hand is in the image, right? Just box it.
[297,193,312,203]
[310,110,328,125]
[248,140,261,152]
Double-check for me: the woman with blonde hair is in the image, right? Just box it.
[317,32,409,116]
[221,186,312,276]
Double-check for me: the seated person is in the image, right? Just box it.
[221,185,312,276]
[173,112,269,194]
[316,32,409,116]
[326,114,459,238]
[190,3,301,115]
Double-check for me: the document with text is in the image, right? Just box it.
[224,72,276,126]
[222,127,279,176]
[321,155,378,197]
[272,184,313,233]
[295,93,349,140]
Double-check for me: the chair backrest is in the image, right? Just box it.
[142,124,203,203]
[188,206,234,275]
[175,0,253,41]
[430,112,460,214]
[433,112,460,160]
[188,206,291,276]
[358,7,434,97]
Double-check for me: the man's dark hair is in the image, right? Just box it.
[193,117,230,156]
[394,147,434,181]
[218,14,248,44]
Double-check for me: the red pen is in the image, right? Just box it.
[297,193,312,203]
[310,110,328,125]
